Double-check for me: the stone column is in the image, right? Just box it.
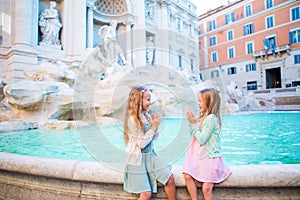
[125,19,133,66]
[259,63,264,89]
[6,0,38,82]
[131,0,146,67]
[157,1,169,67]
[62,0,86,64]
[87,1,95,48]
[13,0,33,48]
[281,58,286,88]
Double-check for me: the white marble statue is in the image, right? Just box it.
[98,20,127,65]
[146,36,155,65]
[39,1,62,46]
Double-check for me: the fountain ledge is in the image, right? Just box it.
[0,152,299,199]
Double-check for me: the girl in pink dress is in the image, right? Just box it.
[183,88,231,200]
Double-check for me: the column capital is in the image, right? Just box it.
[124,18,135,27]
[87,0,96,10]
[157,0,170,6]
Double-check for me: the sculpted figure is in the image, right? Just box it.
[39,1,62,46]
[146,36,155,65]
[98,20,127,65]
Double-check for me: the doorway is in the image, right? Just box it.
[266,67,281,89]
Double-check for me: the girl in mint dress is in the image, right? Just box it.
[123,86,176,200]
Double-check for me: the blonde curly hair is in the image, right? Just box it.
[123,86,150,144]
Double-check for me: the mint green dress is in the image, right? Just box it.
[123,115,172,194]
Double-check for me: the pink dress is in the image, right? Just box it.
[183,135,231,183]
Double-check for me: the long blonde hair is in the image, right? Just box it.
[123,86,149,144]
[199,88,221,127]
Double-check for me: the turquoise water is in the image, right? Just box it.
[0,112,299,165]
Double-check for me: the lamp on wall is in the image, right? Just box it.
[219,65,224,72]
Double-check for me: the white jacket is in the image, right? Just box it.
[124,114,158,166]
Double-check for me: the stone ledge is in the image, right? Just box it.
[0,152,299,188]
[275,88,297,93]
[253,90,270,94]
[274,96,300,105]
[0,152,300,199]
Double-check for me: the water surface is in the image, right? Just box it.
[0,112,299,165]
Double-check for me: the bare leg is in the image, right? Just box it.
[164,175,176,200]
[139,191,152,200]
[184,173,198,200]
[202,182,214,200]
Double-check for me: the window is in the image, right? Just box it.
[245,4,252,17]
[211,51,218,63]
[244,23,254,35]
[209,20,216,31]
[246,63,256,72]
[266,15,274,29]
[227,67,237,75]
[211,70,219,78]
[291,6,300,21]
[0,25,2,45]
[225,12,235,24]
[247,81,257,90]
[227,30,234,41]
[178,55,182,68]
[292,80,300,87]
[263,36,276,53]
[189,24,192,36]
[295,54,300,64]
[267,36,276,50]
[228,47,235,59]
[177,17,181,31]
[289,29,300,44]
[246,41,254,54]
[190,59,194,71]
[265,0,273,9]
[210,36,216,46]
[286,83,292,88]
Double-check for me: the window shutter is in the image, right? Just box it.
[289,32,294,44]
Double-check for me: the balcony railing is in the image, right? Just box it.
[253,44,290,58]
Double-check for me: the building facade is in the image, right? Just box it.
[0,0,199,84]
[198,0,300,92]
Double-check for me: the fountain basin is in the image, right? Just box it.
[0,152,299,199]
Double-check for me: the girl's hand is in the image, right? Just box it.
[150,113,161,132]
[186,109,197,125]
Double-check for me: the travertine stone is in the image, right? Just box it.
[0,152,299,200]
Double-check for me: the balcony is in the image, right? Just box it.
[253,44,290,58]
